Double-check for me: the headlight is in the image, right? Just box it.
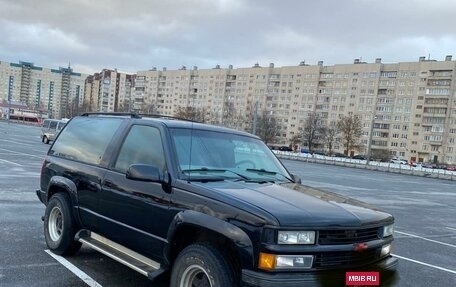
[278,231,316,244]
[381,244,392,257]
[259,252,314,270]
[382,224,394,237]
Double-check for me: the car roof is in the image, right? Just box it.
[78,113,260,139]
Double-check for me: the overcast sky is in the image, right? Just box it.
[1,0,455,75]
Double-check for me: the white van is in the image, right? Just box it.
[40,119,68,144]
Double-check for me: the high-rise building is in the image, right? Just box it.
[84,69,135,112]
[133,57,456,164]
[0,60,87,119]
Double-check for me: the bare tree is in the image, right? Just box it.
[337,114,362,156]
[321,125,339,156]
[79,101,93,114]
[222,102,244,130]
[174,106,209,123]
[116,102,130,112]
[255,110,280,145]
[64,98,80,118]
[289,134,302,152]
[141,103,157,114]
[301,112,325,154]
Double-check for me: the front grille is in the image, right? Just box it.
[318,227,381,245]
[314,248,380,268]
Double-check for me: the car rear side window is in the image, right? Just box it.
[49,117,122,165]
[49,121,58,129]
[114,125,166,173]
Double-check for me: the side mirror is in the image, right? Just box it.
[290,173,302,184]
[126,164,163,183]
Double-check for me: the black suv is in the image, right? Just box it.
[37,113,397,287]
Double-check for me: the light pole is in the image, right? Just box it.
[252,100,258,135]
[366,96,379,165]
[366,114,375,164]
[7,75,13,124]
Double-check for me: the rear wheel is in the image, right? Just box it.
[44,193,81,255]
[170,244,237,287]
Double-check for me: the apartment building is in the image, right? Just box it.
[0,60,87,119]
[133,57,456,164]
[84,69,135,112]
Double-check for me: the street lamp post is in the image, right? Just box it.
[366,113,375,165]
[252,100,258,135]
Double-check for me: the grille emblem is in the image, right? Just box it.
[354,242,368,252]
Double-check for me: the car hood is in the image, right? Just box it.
[195,181,392,227]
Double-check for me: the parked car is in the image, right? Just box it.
[36,113,397,287]
[278,145,293,151]
[333,152,347,158]
[40,118,68,144]
[446,165,456,171]
[312,150,326,156]
[352,154,366,160]
[421,163,437,169]
[390,158,408,165]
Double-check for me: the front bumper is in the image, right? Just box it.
[36,189,46,205]
[242,255,398,287]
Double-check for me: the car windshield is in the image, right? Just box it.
[170,128,292,182]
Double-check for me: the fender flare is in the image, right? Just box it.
[47,176,81,226]
[165,210,255,269]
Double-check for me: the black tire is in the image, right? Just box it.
[44,193,81,255]
[170,244,237,287]
[44,136,49,144]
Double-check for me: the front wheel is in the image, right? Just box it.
[43,136,49,144]
[170,244,237,287]
[44,193,81,255]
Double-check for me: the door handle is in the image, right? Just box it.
[87,182,100,192]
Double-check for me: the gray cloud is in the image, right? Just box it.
[0,0,454,74]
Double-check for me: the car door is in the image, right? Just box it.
[99,124,173,260]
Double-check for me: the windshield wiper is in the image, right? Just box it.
[245,168,294,182]
[182,167,251,180]
[186,177,226,182]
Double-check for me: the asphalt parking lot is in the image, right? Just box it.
[1,121,455,287]
[283,160,456,287]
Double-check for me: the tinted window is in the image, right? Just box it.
[170,128,290,181]
[49,121,58,129]
[114,125,166,173]
[50,117,122,165]
[57,121,66,130]
[43,120,50,128]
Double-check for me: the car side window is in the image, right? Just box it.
[49,117,122,165]
[114,125,166,174]
[49,121,57,129]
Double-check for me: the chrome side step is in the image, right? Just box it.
[76,230,165,280]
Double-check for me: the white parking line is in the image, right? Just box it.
[45,250,103,287]
[0,147,44,159]
[446,227,456,232]
[393,254,456,275]
[0,139,36,147]
[0,158,22,166]
[395,231,456,248]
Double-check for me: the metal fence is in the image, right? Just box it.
[274,151,456,181]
